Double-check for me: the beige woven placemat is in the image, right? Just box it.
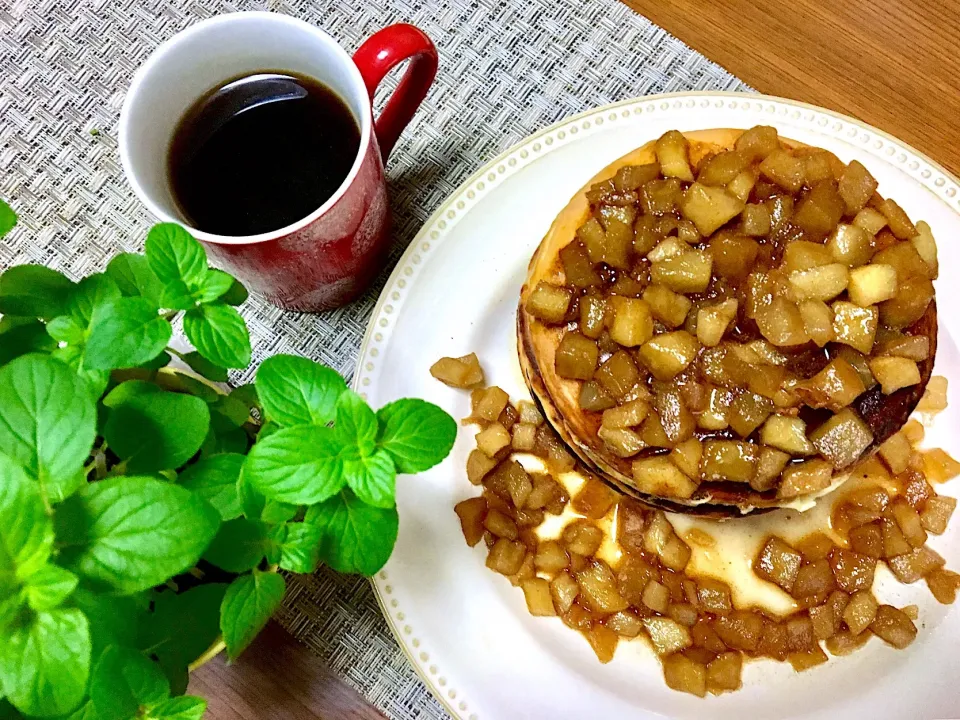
[0,1,749,716]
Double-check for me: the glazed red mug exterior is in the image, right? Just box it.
[119,12,437,311]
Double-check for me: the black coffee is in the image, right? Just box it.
[168,71,361,236]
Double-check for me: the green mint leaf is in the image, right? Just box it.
[140,584,226,679]
[211,395,250,426]
[194,270,234,304]
[377,399,457,474]
[0,354,96,500]
[50,345,111,400]
[200,412,248,457]
[101,379,160,408]
[54,475,220,594]
[183,304,251,369]
[177,453,244,520]
[103,390,210,473]
[159,280,196,311]
[0,455,53,578]
[255,355,346,427]
[229,384,259,418]
[0,698,24,719]
[0,574,25,631]
[260,500,298,524]
[334,390,377,455]
[0,315,34,333]
[106,253,164,307]
[90,645,169,719]
[84,297,172,370]
[138,350,172,372]
[264,524,285,565]
[305,490,398,576]
[276,522,323,574]
[159,372,220,403]
[0,199,16,238]
[24,565,78,611]
[220,279,248,307]
[0,266,74,320]
[65,274,122,329]
[220,570,285,660]
[68,589,141,658]
[145,224,207,288]
[237,473,266,520]
[181,351,228,383]
[0,321,56,366]
[46,316,85,345]
[202,518,267,573]
[342,448,396,509]
[144,696,206,720]
[0,608,90,717]
[243,425,346,505]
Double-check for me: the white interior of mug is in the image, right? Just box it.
[119,11,372,245]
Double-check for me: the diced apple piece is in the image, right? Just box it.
[891,500,928,548]
[577,295,606,339]
[555,332,599,380]
[631,456,699,499]
[550,572,580,614]
[615,163,660,191]
[484,508,518,540]
[670,438,703,479]
[699,386,733,430]
[644,616,693,656]
[887,546,944,583]
[842,590,878,635]
[533,540,570,573]
[727,169,758,202]
[595,351,641,400]
[662,653,707,697]
[571,477,620,520]
[921,495,957,535]
[779,459,834,498]
[476,423,511,457]
[706,652,742,695]
[760,415,814,455]
[789,263,849,302]
[697,299,738,347]
[642,284,692,328]
[877,431,911,474]
[917,377,949,414]
[601,398,650,429]
[697,150,749,186]
[797,533,836,562]
[793,180,845,236]
[873,241,930,281]
[793,559,836,598]
[709,233,759,280]
[877,333,930,361]
[454,497,487,546]
[521,578,557,616]
[809,408,874,469]
[639,331,699,381]
[809,603,836,640]
[788,646,829,672]
[563,520,604,556]
[735,125,780,160]
[911,220,938,278]
[751,447,791,492]
[829,548,876,592]
[605,609,644,638]
[560,241,602,288]
[853,206,887,235]
[795,358,866,411]
[584,625,619,664]
[880,277,935,329]
[697,578,733,615]
[754,537,803,592]
[713,610,764,652]
[607,296,654,348]
[757,297,809,346]
[927,569,960,604]
[430,353,484,388]
[656,130,694,181]
[759,149,805,191]
[467,449,498,485]
[832,301,878,354]
[728,391,774,437]
[651,250,714,294]
[741,203,771,237]
[577,560,630,613]
[511,423,537,452]
[642,579,671,613]
[868,356,920,395]
[848,264,897,306]
[701,440,759,482]
[680,182,745,235]
[647,237,687,262]
[486,538,526,575]
[877,198,917,239]
[827,223,872,267]
[798,299,835,347]
[526,282,572,325]
[784,241,833,272]
[838,160,878,214]
[870,605,917,649]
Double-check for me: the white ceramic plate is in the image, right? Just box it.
[355,92,960,720]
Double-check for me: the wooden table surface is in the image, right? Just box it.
[189,1,959,716]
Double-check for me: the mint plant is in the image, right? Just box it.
[0,199,456,719]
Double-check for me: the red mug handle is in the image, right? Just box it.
[353,24,438,162]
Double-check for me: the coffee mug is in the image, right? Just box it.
[119,12,437,311]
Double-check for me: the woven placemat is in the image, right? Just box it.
[0,1,750,717]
